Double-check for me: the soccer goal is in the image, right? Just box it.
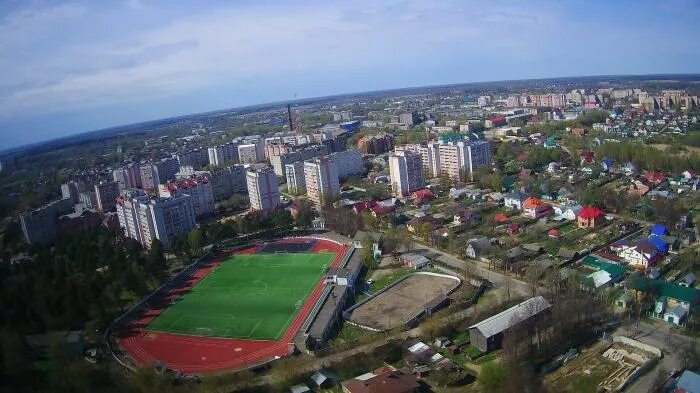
[195,327,214,336]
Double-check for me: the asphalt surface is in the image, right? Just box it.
[614,319,698,392]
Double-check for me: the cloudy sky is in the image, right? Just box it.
[1,0,699,149]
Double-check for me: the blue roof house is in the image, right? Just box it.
[650,224,669,237]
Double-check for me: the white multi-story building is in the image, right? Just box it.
[112,164,142,191]
[139,163,160,191]
[208,142,239,167]
[116,194,196,249]
[397,140,490,181]
[399,112,414,126]
[477,96,492,107]
[158,176,214,217]
[238,143,261,164]
[285,161,306,193]
[61,181,84,204]
[304,157,340,206]
[389,150,425,198]
[177,148,209,169]
[329,149,363,180]
[94,181,120,212]
[246,167,280,212]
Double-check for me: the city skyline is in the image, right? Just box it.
[2,0,700,149]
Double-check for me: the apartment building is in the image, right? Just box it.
[329,149,364,180]
[94,181,120,212]
[20,198,74,245]
[238,143,262,164]
[207,142,239,167]
[389,150,425,198]
[264,143,293,160]
[285,161,306,193]
[304,157,340,206]
[158,176,214,217]
[139,163,160,191]
[397,140,490,181]
[61,181,84,204]
[399,112,414,126]
[116,194,196,249]
[246,167,280,212]
[177,148,209,169]
[112,164,142,190]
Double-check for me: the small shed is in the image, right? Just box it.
[400,254,429,269]
[290,384,311,393]
[310,370,336,389]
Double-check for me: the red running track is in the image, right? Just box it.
[118,238,348,374]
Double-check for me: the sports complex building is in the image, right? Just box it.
[108,236,363,375]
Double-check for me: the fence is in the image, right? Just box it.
[342,271,462,332]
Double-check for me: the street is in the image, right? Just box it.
[614,319,698,392]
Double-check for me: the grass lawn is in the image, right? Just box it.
[146,252,335,340]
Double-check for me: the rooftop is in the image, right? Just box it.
[469,296,551,338]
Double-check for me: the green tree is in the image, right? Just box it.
[477,361,508,393]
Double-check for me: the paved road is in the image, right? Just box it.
[614,320,697,392]
[410,241,531,299]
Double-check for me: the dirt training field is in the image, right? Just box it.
[347,273,460,331]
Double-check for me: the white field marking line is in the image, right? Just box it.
[247,319,262,338]
[168,314,185,330]
[274,275,318,339]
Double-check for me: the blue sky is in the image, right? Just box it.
[1,0,699,150]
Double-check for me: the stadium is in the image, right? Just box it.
[108,237,355,375]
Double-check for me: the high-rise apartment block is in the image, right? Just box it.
[158,176,214,217]
[238,143,262,164]
[285,161,306,193]
[61,181,84,204]
[246,167,280,212]
[94,181,120,212]
[389,150,425,197]
[398,140,490,181]
[304,157,340,206]
[116,194,196,249]
[329,149,364,180]
[399,112,414,126]
[208,142,239,167]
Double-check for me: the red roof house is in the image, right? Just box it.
[410,189,434,205]
[643,171,666,184]
[522,197,553,219]
[577,206,605,228]
[492,213,510,224]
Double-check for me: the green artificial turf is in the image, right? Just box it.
[146,252,335,340]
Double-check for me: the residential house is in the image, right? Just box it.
[522,197,553,219]
[504,192,527,210]
[601,158,614,172]
[554,204,582,221]
[579,150,595,166]
[406,216,444,234]
[629,277,700,326]
[506,223,521,235]
[466,237,491,259]
[546,162,561,173]
[628,179,650,196]
[486,192,505,204]
[682,169,697,179]
[410,189,433,206]
[342,368,420,393]
[644,171,667,185]
[680,273,696,288]
[454,209,481,225]
[579,256,625,291]
[674,370,700,393]
[617,239,664,268]
[577,206,605,228]
[650,224,669,237]
[492,213,510,225]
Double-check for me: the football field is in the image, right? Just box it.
[146,252,335,340]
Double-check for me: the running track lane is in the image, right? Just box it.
[118,238,347,374]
